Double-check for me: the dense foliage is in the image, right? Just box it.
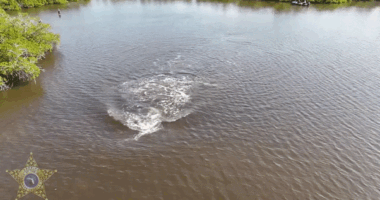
[0,0,78,11]
[206,0,379,4]
[279,0,352,3]
[0,9,59,90]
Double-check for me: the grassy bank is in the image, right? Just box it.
[199,0,380,4]
[0,8,60,90]
[1,0,81,11]
[279,0,379,4]
[198,0,380,11]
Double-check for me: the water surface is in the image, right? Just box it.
[1,1,380,199]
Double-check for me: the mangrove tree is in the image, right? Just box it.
[0,8,60,90]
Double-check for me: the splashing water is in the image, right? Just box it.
[107,75,194,140]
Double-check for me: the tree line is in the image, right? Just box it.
[1,0,77,11]
[0,8,60,90]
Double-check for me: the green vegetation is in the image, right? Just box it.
[237,1,294,10]
[237,0,380,10]
[200,0,380,10]
[278,0,351,3]
[200,0,380,4]
[0,0,79,11]
[0,8,59,90]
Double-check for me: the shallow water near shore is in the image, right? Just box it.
[1,1,380,199]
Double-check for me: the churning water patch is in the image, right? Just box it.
[107,74,195,140]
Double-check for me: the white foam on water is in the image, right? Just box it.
[107,74,194,140]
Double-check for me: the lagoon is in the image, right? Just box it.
[1,1,380,199]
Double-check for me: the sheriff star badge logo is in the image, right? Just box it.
[6,152,57,200]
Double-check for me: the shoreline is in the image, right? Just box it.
[0,0,83,11]
[199,0,380,4]
[1,0,379,91]
[197,0,380,10]
[0,0,90,91]
[0,8,60,91]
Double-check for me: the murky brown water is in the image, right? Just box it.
[1,1,380,199]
